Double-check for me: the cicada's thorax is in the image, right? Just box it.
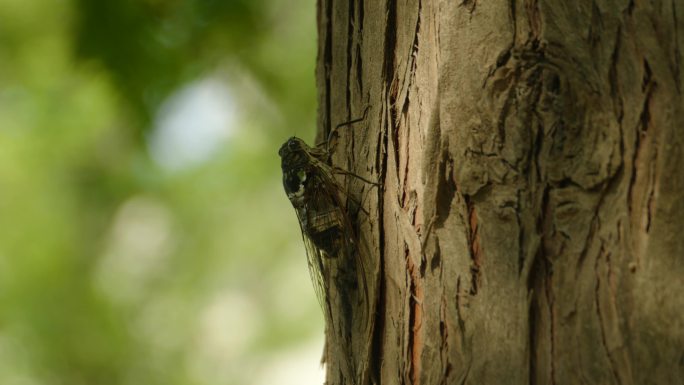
[279,137,347,258]
[279,138,318,207]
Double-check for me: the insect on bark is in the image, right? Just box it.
[279,112,377,383]
[279,136,353,311]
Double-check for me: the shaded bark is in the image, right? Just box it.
[316,0,684,384]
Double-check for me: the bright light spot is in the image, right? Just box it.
[149,77,237,171]
[0,376,40,385]
[194,290,261,362]
[0,334,41,385]
[136,294,188,353]
[254,339,326,385]
[187,289,263,383]
[95,196,175,303]
[272,262,321,324]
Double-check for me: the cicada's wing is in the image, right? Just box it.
[312,167,371,308]
[292,166,355,312]
[295,212,330,313]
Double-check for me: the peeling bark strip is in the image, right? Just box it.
[316,0,684,384]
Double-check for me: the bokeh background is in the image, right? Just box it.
[0,0,324,384]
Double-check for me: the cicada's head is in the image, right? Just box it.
[279,137,311,169]
[279,136,306,158]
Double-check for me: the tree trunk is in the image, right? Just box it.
[315,0,684,384]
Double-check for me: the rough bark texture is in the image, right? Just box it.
[316,0,684,384]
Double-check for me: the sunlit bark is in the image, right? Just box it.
[317,1,684,384]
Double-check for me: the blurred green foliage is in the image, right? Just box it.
[0,0,323,384]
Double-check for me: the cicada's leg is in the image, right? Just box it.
[316,105,371,153]
[332,167,380,187]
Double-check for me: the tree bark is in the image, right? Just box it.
[316,0,684,384]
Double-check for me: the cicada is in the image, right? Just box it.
[279,106,379,383]
[279,129,376,379]
[279,136,359,311]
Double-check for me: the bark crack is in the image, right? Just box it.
[412,0,422,67]
[357,0,365,92]
[627,62,656,219]
[383,0,398,86]
[544,259,556,385]
[370,249,386,385]
[672,0,682,93]
[587,0,603,47]
[435,149,456,228]
[496,80,517,149]
[439,290,451,385]
[482,44,513,89]
[517,189,525,274]
[407,250,423,385]
[372,53,390,383]
[346,0,355,124]
[510,0,517,45]
[609,26,624,122]
[454,276,471,385]
[594,247,623,385]
[644,145,657,233]
[459,0,477,14]
[455,276,467,352]
[465,197,482,295]
[525,0,541,42]
[323,0,333,138]
[528,245,541,385]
